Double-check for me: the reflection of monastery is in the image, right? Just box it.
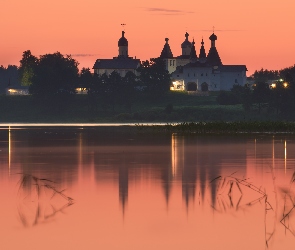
[93,30,247,92]
[7,129,295,217]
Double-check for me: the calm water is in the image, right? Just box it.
[1,126,295,250]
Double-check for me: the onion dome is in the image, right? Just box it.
[209,33,217,41]
[118,31,128,46]
[181,32,192,48]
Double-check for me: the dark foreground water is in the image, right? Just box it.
[0,126,295,250]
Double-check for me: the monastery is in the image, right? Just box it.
[93,30,247,92]
[160,32,247,92]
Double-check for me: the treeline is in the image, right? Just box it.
[217,79,295,116]
[251,65,295,82]
[217,65,295,116]
[82,59,171,112]
[15,50,171,112]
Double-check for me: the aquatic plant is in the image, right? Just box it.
[17,174,74,227]
[280,172,295,236]
[136,121,295,134]
[209,170,295,248]
[209,173,271,211]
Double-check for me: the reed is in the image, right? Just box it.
[136,121,295,134]
[17,174,74,227]
[280,171,295,236]
[209,169,295,247]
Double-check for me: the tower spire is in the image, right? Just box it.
[199,37,206,61]
[160,38,173,58]
[207,31,222,66]
[190,39,197,61]
[118,27,128,58]
[185,32,189,41]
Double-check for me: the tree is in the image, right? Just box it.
[241,84,252,111]
[107,71,123,110]
[79,67,93,92]
[138,58,171,99]
[121,71,137,110]
[29,52,79,112]
[30,52,79,96]
[252,68,279,83]
[230,85,245,103]
[19,50,38,86]
[269,80,291,114]
[252,82,271,113]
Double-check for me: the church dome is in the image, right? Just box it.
[181,40,192,48]
[118,31,128,46]
[181,32,192,48]
[209,33,217,41]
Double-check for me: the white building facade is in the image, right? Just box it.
[159,32,247,92]
[93,31,140,77]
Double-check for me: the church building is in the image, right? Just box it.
[93,31,140,77]
[159,32,247,92]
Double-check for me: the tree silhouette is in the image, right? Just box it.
[252,82,271,113]
[138,58,171,99]
[19,50,38,86]
[30,52,79,96]
[29,52,79,112]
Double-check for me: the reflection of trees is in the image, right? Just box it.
[17,174,74,227]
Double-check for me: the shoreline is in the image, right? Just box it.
[1,121,295,134]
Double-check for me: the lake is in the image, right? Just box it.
[0,126,295,250]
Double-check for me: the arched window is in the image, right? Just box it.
[201,82,208,91]
[187,82,197,91]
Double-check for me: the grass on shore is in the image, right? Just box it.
[0,91,293,124]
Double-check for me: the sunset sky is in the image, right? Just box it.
[0,0,294,75]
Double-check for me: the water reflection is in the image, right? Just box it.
[8,126,11,176]
[17,174,74,227]
[1,127,295,249]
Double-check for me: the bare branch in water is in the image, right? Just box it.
[17,174,74,228]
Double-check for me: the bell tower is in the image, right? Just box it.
[118,30,128,57]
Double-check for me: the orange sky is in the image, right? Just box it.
[0,0,295,76]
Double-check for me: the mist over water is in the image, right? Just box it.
[0,127,295,250]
